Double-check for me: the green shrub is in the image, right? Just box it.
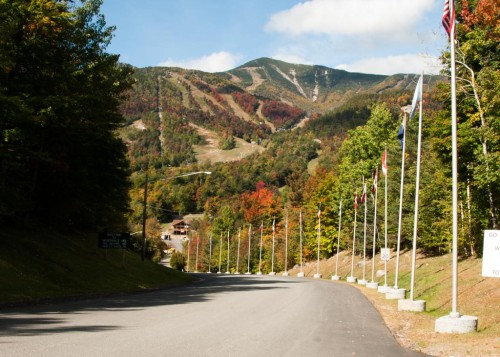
[170,252,186,271]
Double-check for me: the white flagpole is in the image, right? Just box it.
[283,211,289,276]
[195,235,200,273]
[235,228,241,274]
[257,221,263,275]
[410,74,424,301]
[208,233,212,273]
[298,209,304,277]
[246,224,252,274]
[384,149,388,289]
[370,167,379,285]
[332,199,342,280]
[436,1,477,332]
[218,232,222,274]
[270,218,276,275]
[394,111,407,290]
[449,0,460,319]
[348,194,358,283]
[225,229,230,274]
[361,178,368,284]
[314,205,322,278]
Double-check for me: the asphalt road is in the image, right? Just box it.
[0,275,426,357]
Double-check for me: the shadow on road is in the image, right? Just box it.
[0,275,298,336]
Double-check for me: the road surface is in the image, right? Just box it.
[0,275,426,356]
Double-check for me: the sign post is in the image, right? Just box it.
[98,232,130,267]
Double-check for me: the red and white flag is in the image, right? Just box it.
[442,0,455,38]
[272,218,275,232]
[354,193,359,211]
[361,182,367,203]
[317,207,321,218]
[382,150,388,176]
[373,167,379,194]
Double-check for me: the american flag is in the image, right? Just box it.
[442,0,455,38]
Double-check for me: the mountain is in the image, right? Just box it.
[118,58,440,169]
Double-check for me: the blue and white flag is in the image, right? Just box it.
[410,74,423,119]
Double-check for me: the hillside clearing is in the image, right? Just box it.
[190,123,265,164]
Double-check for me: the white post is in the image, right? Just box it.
[235,228,241,274]
[367,168,379,289]
[332,199,342,281]
[257,221,263,275]
[360,179,368,285]
[270,218,276,275]
[347,194,358,283]
[186,238,190,273]
[218,233,222,274]
[399,74,426,312]
[226,230,231,274]
[207,233,212,273]
[246,224,252,274]
[435,0,477,333]
[314,206,322,278]
[283,211,289,276]
[195,235,200,273]
[394,113,407,290]
[298,209,304,277]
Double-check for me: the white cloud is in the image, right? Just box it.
[266,0,435,37]
[158,51,242,72]
[335,53,443,75]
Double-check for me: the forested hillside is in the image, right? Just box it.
[1,0,497,275]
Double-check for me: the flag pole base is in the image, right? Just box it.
[234,271,240,275]
[346,276,357,283]
[244,272,252,275]
[386,288,406,300]
[366,281,379,289]
[297,272,305,277]
[206,271,212,274]
[269,272,276,276]
[398,299,426,312]
[256,271,262,275]
[435,314,478,334]
[282,272,289,276]
[331,275,341,281]
[313,273,322,279]
[225,271,230,274]
[357,279,368,285]
[377,284,389,293]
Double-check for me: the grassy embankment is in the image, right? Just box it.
[0,228,194,305]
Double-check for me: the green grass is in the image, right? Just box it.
[0,228,194,304]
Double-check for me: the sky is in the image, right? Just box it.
[100,0,449,75]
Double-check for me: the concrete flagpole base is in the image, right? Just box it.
[386,288,406,300]
[331,275,341,281]
[346,276,357,283]
[357,279,367,285]
[377,285,389,293]
[297,272,305,277]
[225,271,230,274]
[244,272,252,275]
[234,271,240,275]
[282,272,289,276]
[256,271,262,275]
[268,272,276,276]
[217,271,222,274]
[435,314,478,334]
[313,273,322,279]
[366,281,379,289]
[206,271,212,274]
[398,299,426,312]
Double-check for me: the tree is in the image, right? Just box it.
[0,0,134,228]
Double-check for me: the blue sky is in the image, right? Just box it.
[101,0,448,75]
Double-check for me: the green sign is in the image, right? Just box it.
[98,232,130,249]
